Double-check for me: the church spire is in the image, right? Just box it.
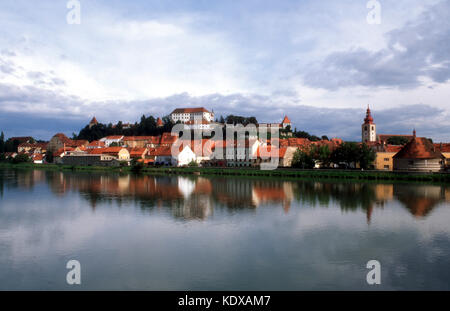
[364,105,374,124]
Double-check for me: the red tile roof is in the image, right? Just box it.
[171,107,211,114]
[282,116,291,124]
[87,140,105,147]
[393,137,443,159]
[156,118,163,127]
[435,143,450,153]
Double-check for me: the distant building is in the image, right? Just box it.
[362,106,377,143]
[373,144,402,171]
[393,131,445,172]
[281,116,291,129]
[8,137,33,144]
[47,133,88,154]
[89,116,98,129]
[156,117,164,127]
[99,135,124,147]
[170,107,214,124]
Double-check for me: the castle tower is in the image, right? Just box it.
[156,117,163,127]
[89,116,98,129]
[362,106,376,143]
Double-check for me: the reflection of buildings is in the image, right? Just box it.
[394,184,445,218]
[252,181,294,213]
[4,169,450,223]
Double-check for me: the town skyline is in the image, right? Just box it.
[1,0,449,141]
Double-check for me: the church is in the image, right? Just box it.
[361,106,446,172]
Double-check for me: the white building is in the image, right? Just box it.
[225,139,261,167]
[170,108,215,124]
[99,135,124,147]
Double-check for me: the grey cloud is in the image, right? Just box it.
[1,88,449,143]
[303,1,450,90]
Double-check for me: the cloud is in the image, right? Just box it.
[1,85,449,143]
[303,1,450,90]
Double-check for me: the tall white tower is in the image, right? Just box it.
[362,106,376,143]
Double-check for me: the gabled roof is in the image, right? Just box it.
[171,107,211,114]
[393,137,443,159]
[90,117,98,124]
[87,140,105,147]
[104,135,124,140]
[435,143,450,153]
[156,118,163,127]
[282,116,291,124]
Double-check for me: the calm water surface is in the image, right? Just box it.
[1,168,450,290]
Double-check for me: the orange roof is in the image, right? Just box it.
[32,154,44,161]
[53,133,73,144]
[171,107,211,114]
[393,137,443,159]
[282,116,291,124]
[156,118,163,127]
[128,148,148,157]
[185,119,211,125]
[55,147,75,156]
[435,143,450,153]
[105,135,124,140]
[384,145,402,153]
[90,117,98,124]
[160,133,178,145]
[256,146,287,158]
[151,146,172,156]
[87,147,126,156]
[123,136,157,141]
[87,140,105,147]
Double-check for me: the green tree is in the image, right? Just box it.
[386,136,409,145]
[359,143,376,170]
[45,151,54,164]
[331,142,360,168]
[311,145,332,168]
[11,153,31,164]
[188,160,199,167]
[292,149,315,169]
[0,131,5,153]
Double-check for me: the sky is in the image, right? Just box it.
[0,0,449,141]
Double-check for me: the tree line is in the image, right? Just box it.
[76,115,174,142]
[292,142,376,170]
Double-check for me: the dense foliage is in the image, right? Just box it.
[76,115,174,141]
[330,142,376,169]
[223,115,258,126]
[292,142,376,170]
[386,136,409,145]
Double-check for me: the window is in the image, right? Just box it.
[409,160,414,165]
[384,165,390,169]
[384,158,389,161]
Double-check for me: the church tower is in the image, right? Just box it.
[362,106,376,143]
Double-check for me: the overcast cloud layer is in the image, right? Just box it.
[0,0,449,141]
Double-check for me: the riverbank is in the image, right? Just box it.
[1,162,449,182]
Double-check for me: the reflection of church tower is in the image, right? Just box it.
[362,106,376,143]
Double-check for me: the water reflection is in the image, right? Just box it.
[1,169,449,222]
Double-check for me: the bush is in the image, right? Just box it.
[11,153,31,164]
[188,160,198,167]
[292,149,315,169]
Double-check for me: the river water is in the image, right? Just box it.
[1,168,449,290]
